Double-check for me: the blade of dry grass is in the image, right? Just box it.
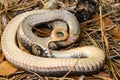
[0,0,40,15]
[80,9,119,26]
[83,30,99,47]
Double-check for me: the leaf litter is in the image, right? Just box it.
[0,0,120,80]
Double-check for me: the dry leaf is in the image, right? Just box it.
[17,36,31,54]
[107,26,120,37]
[95,17,115,30]
[93,15,120,41]
[0,53,4,62]
[108,26,120,41]
[0,61,17,76]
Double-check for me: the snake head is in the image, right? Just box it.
[32,44,51,57]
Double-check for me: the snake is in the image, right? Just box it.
[17,10,80,53]
[1,10,105,76]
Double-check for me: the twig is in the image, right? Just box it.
[62,57,80,78]
[27,70,44,80]
[84,30,99,47]
[40,0,49,9]
[80,10,119,25]
[99,6,105,48]
[47,77,74,80]
[0,0,39,14]
[93,75,112,80]
[29,24,50,35]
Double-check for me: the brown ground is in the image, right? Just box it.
[0,0,120,80]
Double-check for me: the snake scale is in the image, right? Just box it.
[1,10,105,76]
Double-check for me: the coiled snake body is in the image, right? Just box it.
[1,10,105,76]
